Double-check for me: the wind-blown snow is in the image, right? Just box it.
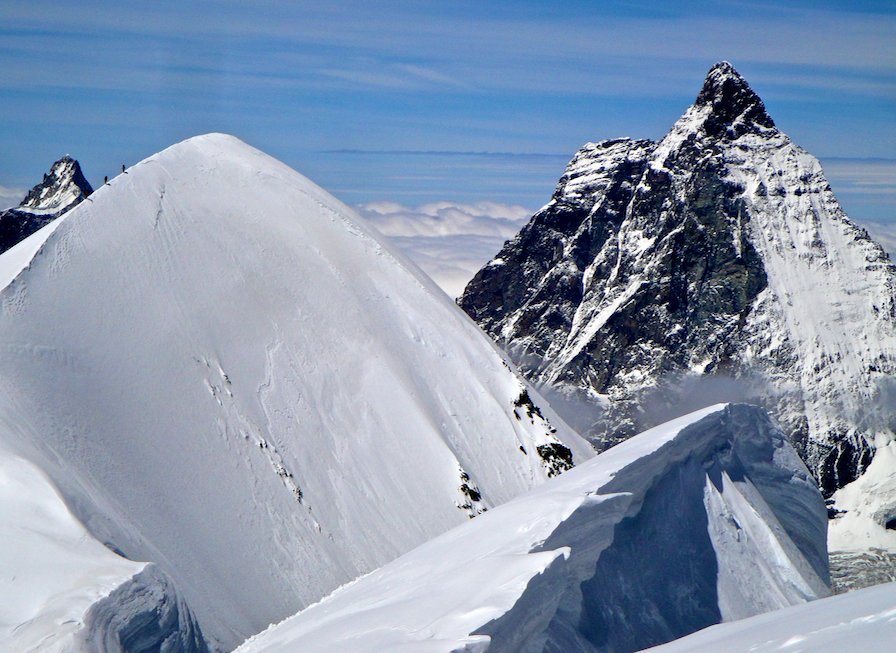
[640,581,896,653]
[0,441,205,653]
[236,404,829,653]
[0,133,590,650]
[0,442,143,652]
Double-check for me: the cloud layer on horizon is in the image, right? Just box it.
[0,186,25,210]
[356,201,531,298]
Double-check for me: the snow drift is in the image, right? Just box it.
[0,442,205,653]
[0,133,590,650]
[236,404,830,653]
[641,581,896,653]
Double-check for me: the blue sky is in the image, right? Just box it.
[1,1,894,223]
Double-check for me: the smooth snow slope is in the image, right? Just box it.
[0,133,591,651]
[236,404,829,653]
[640,581,896,653]
[0,215,65,289]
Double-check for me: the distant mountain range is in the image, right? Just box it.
[1,62,894,653]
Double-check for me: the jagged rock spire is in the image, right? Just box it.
[19,155,93,213]
[0,155,93,254]
[694,61,775,138]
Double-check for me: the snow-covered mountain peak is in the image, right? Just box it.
[694,61,775,135]
[658,61,775,155]
[460,62,896,545]
[0,132,591,650]
[18,154,93,214]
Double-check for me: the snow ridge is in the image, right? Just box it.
[235,404,829,653]
[642,580,896,653]
[0,442,204,653]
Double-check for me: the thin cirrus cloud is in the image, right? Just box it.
[1,1,894,216]
[819,157,896,228]
[821,158,896,196]
[2,3,894,99]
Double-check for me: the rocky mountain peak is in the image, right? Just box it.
[19,155,93,213]
[0,155,94,255]
[691,61,775,138]
[461,63,896,512]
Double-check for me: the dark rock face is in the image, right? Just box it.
[0,155,92,253]
[460,62,896,498]
[694,60,776,138]
[463,138,654,358]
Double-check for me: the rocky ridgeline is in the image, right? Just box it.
[0,155,93,253]
[461,62,896,499]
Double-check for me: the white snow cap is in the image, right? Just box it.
[17,154,92,215]
[0,133,590,650]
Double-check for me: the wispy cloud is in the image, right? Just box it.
[820,158,896,225]
[821,158,896,195]
[356,201,530,297]
[317,62,466,91]
[1,1,893,203]
[2,3,893,98]
[861,220,896,257]
[0,186,25,210]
